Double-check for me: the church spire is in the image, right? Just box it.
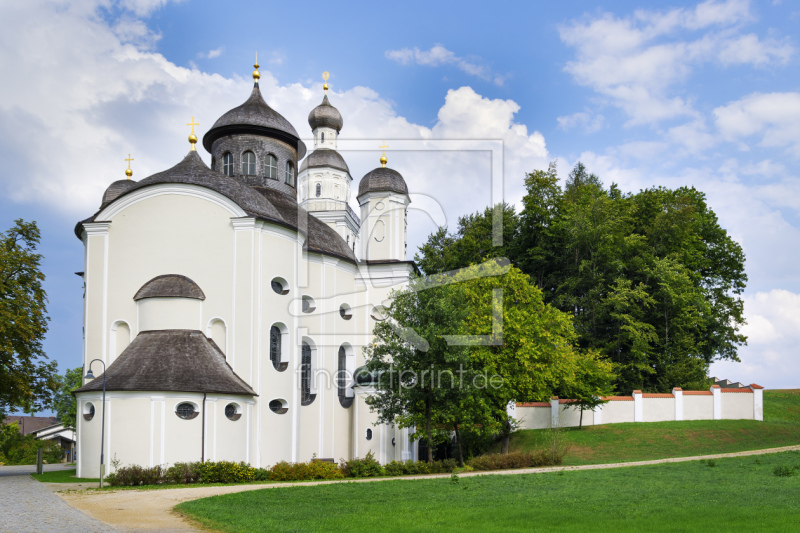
[379,142,388,168]
[124,153,134,179]
[186,116,199,151]
[253,53,260,85]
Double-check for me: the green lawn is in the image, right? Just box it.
[502,389,800,465]
[31,468,99,483]
[177,451,800,533]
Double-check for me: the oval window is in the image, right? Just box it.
[271,277,289,295]
[371,305,387,321]
[366,428,373,441]
[339,304,352,320]
[225,403,241,421]
[176,402,199,420]
[83,402,95,421]
[302,296,316,313]
[269,399,288,414]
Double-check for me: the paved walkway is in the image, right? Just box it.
[0,464,113,533]
[59,444,800,532]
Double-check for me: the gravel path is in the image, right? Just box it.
[0,464,113,533]
[59,444,800,532]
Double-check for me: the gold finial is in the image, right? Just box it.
[379,141,388,168]
[186,116,199,151]
[124,154,134,179]
[322,71,329,93]
[253,53,260,82]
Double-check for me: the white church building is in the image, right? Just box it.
[74,65,417,477]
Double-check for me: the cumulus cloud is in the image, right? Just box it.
[119,0,185,17]
[558,0,794,125]
[197,47,223,59]
[385,44,506,86]
[557,110,605,133]
[714,92,800,156]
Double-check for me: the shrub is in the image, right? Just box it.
[108,465,164,486]
[199,461,256,484]
[467,450,559,471]
[165,462,202,484]
[773,465,795,477]
[384,460,406,477]
[254,468,270,481]
[341,451,384,477]
[707,459,717,467]
[266,459,344,481]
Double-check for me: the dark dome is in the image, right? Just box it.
[358,167,408,197]
[101,179,137,207]
[134,274,205,301]
[308,95,343,132]
[299,148,350,174]
[203,84,307,158]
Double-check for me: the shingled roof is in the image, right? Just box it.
[307,95,343,132]
[73,330,256,396]
[358,166,408,197]
[133,274,205,301]
[299,148,350,174]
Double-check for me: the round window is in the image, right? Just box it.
[366,428,373,441]
[83,402,95,421]
[302,296,316,313]
[339,304,352,320]
[269,399,288,414]
[271,277,289,295]
[176,402,198,420]
[370,305,387,321]
[225,403,241,421]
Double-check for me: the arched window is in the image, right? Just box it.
[301,341,315,406]
[265,154,278,179]
[270,326,282,371]
[241,151,256,175]
[285,161,295,186]
[315,183,321,197]
[338,345,353,408]
[222,153,234,176]
[321,132,325,143]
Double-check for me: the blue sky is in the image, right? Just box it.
[1,0,799,413]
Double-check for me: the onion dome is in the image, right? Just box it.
[101,179,137,207]
[203,84,307,158]
[358,167,408,197]
[133,274,205,301]
[299,148,350,174]
[308,95,343,132]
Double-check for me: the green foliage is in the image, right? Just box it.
[706,459,717,467]
[0,422,61,465]
[466,450,560,470]
[106,465,164,486]
[198,461,256,484]
[415,162,748,393]
[773,465,796,477]
[0,219,56,417]
[52,367,83,429]
[165,462,203,484]
[267,459,344,481]
[340,451,384,477]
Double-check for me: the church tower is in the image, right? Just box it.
[297,73,359,253]
[357,147,410,262]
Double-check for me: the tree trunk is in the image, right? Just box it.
[425,398,433,464]
[501,419,511,454]
[454,424,464,467]
[579,406,584,429]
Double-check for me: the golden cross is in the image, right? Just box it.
[322,71,329,81]
[379,141,389,167]
[379,141,388,155]
[125,154,134,168]
[186,117,199,135]
[124,153,134,179]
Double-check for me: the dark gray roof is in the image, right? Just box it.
[299,148,350,174]
[253,187,358,264]
[308,95,343,132]
[134,274,205,301]
[203,83,306,158]
[358,167,408,197]
[74,330,256,396]
[102,179,137,207]
[2,416,61,435]
[77,151,290,237]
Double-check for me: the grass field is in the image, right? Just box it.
[177,450,800,533]
[502,389,800,465]
[30,468,99,483]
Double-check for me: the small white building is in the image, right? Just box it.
[74,67,416,477]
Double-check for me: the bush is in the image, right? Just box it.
[467,450,560,471]
[165,462,202,484]
[254,468,270,481]
[773,465,796,477]
[107,465,164,486]
[0,423,63,465]
[267,459,344,481]
[199,461,256,484]
[707,459,717,467]
[340,451,384,477]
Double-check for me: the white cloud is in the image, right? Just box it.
[197,47,223,59]
[558,0,794,125]
[119,0,184,17]
[557,110,605,133]
[385,44,506,86]
[714,92,800,156]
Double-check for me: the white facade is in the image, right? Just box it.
[75,82,414,477]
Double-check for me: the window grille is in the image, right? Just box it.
[176,402,197,420]
[241,151,256,175]
[316,183,321,197]
[223,153,234,176]
[270,326,281,370]
[265,154,278,179]
[338,346,353,408]
[225,403,241,421]
[269,399,288,414]
[285,161,295,186]
[301,342,315,405]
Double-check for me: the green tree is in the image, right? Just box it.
[564,350,616,429]
[53,367,83,428]
[0,220,56,418]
